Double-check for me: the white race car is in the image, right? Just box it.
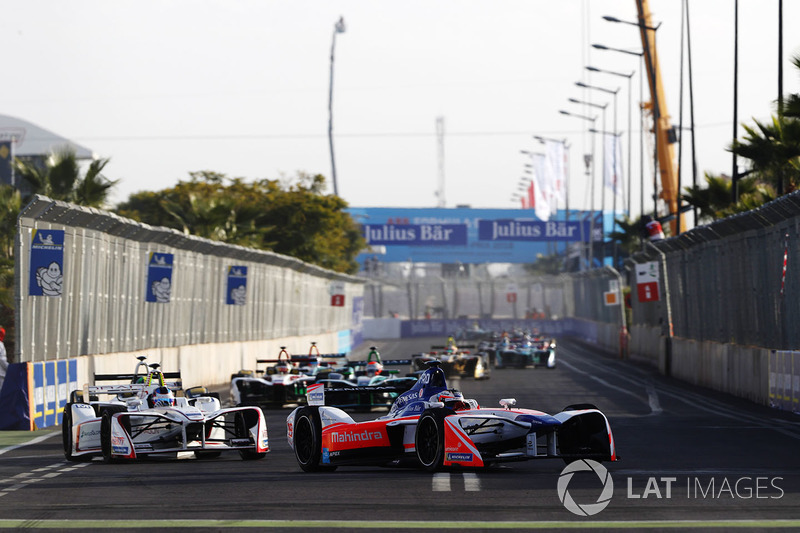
[62,357,269,462]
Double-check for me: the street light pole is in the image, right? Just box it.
[586,66,634,219]
[560,109,598,268]
[602,14,662,221]
[328,16,346,197]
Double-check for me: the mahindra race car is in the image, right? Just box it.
[230,347,317,407]
[286,361,616,472]
[497,331,557,369]
[410,337,489,379]
[62,357,269,462]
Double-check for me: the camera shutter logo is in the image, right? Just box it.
[557,459,614,516]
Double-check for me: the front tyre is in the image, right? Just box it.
[62,404,91,462]
[293,407,335,472]
[415,409,448,472]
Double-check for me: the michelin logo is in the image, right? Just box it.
[446,453,473,462]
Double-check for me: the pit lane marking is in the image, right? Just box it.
[432,472,481,491]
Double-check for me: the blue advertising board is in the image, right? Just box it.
[347,207,606,264]
[146,252,174,303]
[29,229,65,296]
[226,266,248,305]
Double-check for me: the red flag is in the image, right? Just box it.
[527,181,535,209]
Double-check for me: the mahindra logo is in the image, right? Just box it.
[330,430,383,443]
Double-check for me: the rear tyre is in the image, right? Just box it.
[415,409,449,472]
[293,407,335,472]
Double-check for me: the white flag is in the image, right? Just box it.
[545,140,566,205]
[531,153,551,221]
[603,133,623,197]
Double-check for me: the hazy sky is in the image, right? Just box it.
[4,1,797,222]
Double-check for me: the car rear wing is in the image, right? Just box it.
[305,382,411,406]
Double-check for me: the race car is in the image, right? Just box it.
[410,336,489,379]
[62,356,269,462]
[316,347,416,411]
[230,346,317,407]
[286,360,616,472]
[497,331,557,369]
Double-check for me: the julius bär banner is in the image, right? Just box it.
[362,224,468,246]
[478,220,590,242]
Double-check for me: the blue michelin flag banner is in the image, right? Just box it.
[0,141,12,186]
[363,224,468,246]
[226,265,248,305]
[29,229,65,297]
[145,252,174,303]
[477,220,590,242]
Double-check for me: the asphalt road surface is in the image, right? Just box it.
[1,336,799,531]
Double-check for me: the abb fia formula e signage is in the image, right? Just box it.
[330,281,345,307]
[636,261,660,303]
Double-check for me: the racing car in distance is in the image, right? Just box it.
[230,346,318,407]
[410,337,489,379]
[286,360,616,472]
[62,356,269,462]
[316,347,417,411]
[496,330,557,369]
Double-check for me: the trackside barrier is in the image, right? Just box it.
[0,359,79,430]
[770,350,800,413]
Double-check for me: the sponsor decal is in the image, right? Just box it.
[330,429,383,444]
[134,443,153,450]
[322,448,330,464]
[230,438,251,446]
[79,428,101,439]
[111,436,126,446]
[112,446,129,454]
[446,453,473,462]
[307,383,325,406]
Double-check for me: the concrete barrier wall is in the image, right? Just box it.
[670,338,770,405]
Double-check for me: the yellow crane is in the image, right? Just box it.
[636,0,684,234]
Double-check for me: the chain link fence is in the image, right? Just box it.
[627,191,800,351]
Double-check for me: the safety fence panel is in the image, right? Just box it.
[628,192,800,350]
[16,196,364,362]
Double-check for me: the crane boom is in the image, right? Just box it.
[636,0,683,233]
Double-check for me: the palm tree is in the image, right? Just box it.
[14,148,117,208]
[681,173,775,224]
[608,215,646,255]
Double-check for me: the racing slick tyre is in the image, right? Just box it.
[234,411,267,460]
[293,407,336,472]
[100,407,127,464]
[415,408,451,472]
[62,404,92,462]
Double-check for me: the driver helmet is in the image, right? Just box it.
[436,390,470,411]
[275,361,291,374]
[365,360,383,377]
[149,386,175,407]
